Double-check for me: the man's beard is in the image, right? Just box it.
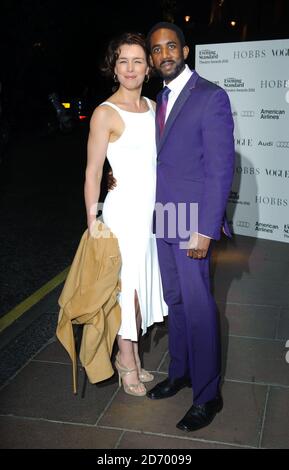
[157,58,186,81]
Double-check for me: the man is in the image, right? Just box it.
[146,22,235,432]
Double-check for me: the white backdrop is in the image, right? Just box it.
[195,39,289,243]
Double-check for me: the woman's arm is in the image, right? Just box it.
[84,106,111,233]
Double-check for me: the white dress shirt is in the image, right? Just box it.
[165,65,193,122]
[163,65,211,240]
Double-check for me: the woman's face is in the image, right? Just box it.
[114,44,149,89]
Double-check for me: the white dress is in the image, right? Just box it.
[100,98,168,341]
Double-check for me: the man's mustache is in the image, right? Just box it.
[160,60,175,67]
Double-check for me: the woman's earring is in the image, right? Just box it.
[113,74,119,83]
[144,74,149,83]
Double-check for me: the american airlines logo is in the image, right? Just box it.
[260,109,285,120]
[241,111,255,117]
[276,141,289,148]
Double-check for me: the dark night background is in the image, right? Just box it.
[1,0,288,128]
[0,0,288,316]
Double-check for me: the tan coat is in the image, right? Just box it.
[56,222,121,393]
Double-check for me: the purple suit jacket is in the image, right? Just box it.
[155,71,235,243]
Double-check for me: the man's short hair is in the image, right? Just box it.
[147,22,186,50]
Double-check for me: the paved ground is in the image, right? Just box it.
[1,234,288,449]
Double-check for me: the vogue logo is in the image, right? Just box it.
[272,48,289,56]
[233,49,266,59]
[276,141,289,148]
[265,169,289,178]
[241,111,255,117]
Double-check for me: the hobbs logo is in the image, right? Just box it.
[256,196,288,207]
[235,166,260,175]
[261,80,289,88]
[233,50,266,59]
[272,48,289,56]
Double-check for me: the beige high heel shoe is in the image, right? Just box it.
[136,361,154,383]
[115,354,146,397]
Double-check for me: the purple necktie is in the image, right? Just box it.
[156,86,171,136]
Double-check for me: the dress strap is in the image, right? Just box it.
[143,97,154,112]
[99,101,122,113]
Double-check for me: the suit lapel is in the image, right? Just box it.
[157,71,200,154]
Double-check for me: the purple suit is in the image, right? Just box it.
[155,71,234,405]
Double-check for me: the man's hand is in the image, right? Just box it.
[107,170,117,191]
[187,232,211,259]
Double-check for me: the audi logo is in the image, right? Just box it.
[241,111,255,117]
[276,141,289,148]
[236,221,250,228]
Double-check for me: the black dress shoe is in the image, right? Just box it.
[146,377,191,400]
[176,395,223,432]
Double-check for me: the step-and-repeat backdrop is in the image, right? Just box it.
[195,39,289,243]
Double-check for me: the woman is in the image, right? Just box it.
[84,32,167,397]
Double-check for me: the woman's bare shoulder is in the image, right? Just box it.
[90,102,116,128]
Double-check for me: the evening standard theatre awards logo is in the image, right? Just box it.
[198,49,228,64]
[255,222,279,234]
[260,109,286,120]
[229,191,250,206]
[224,77,255,93]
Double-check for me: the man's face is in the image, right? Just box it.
[149,28,189,83]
